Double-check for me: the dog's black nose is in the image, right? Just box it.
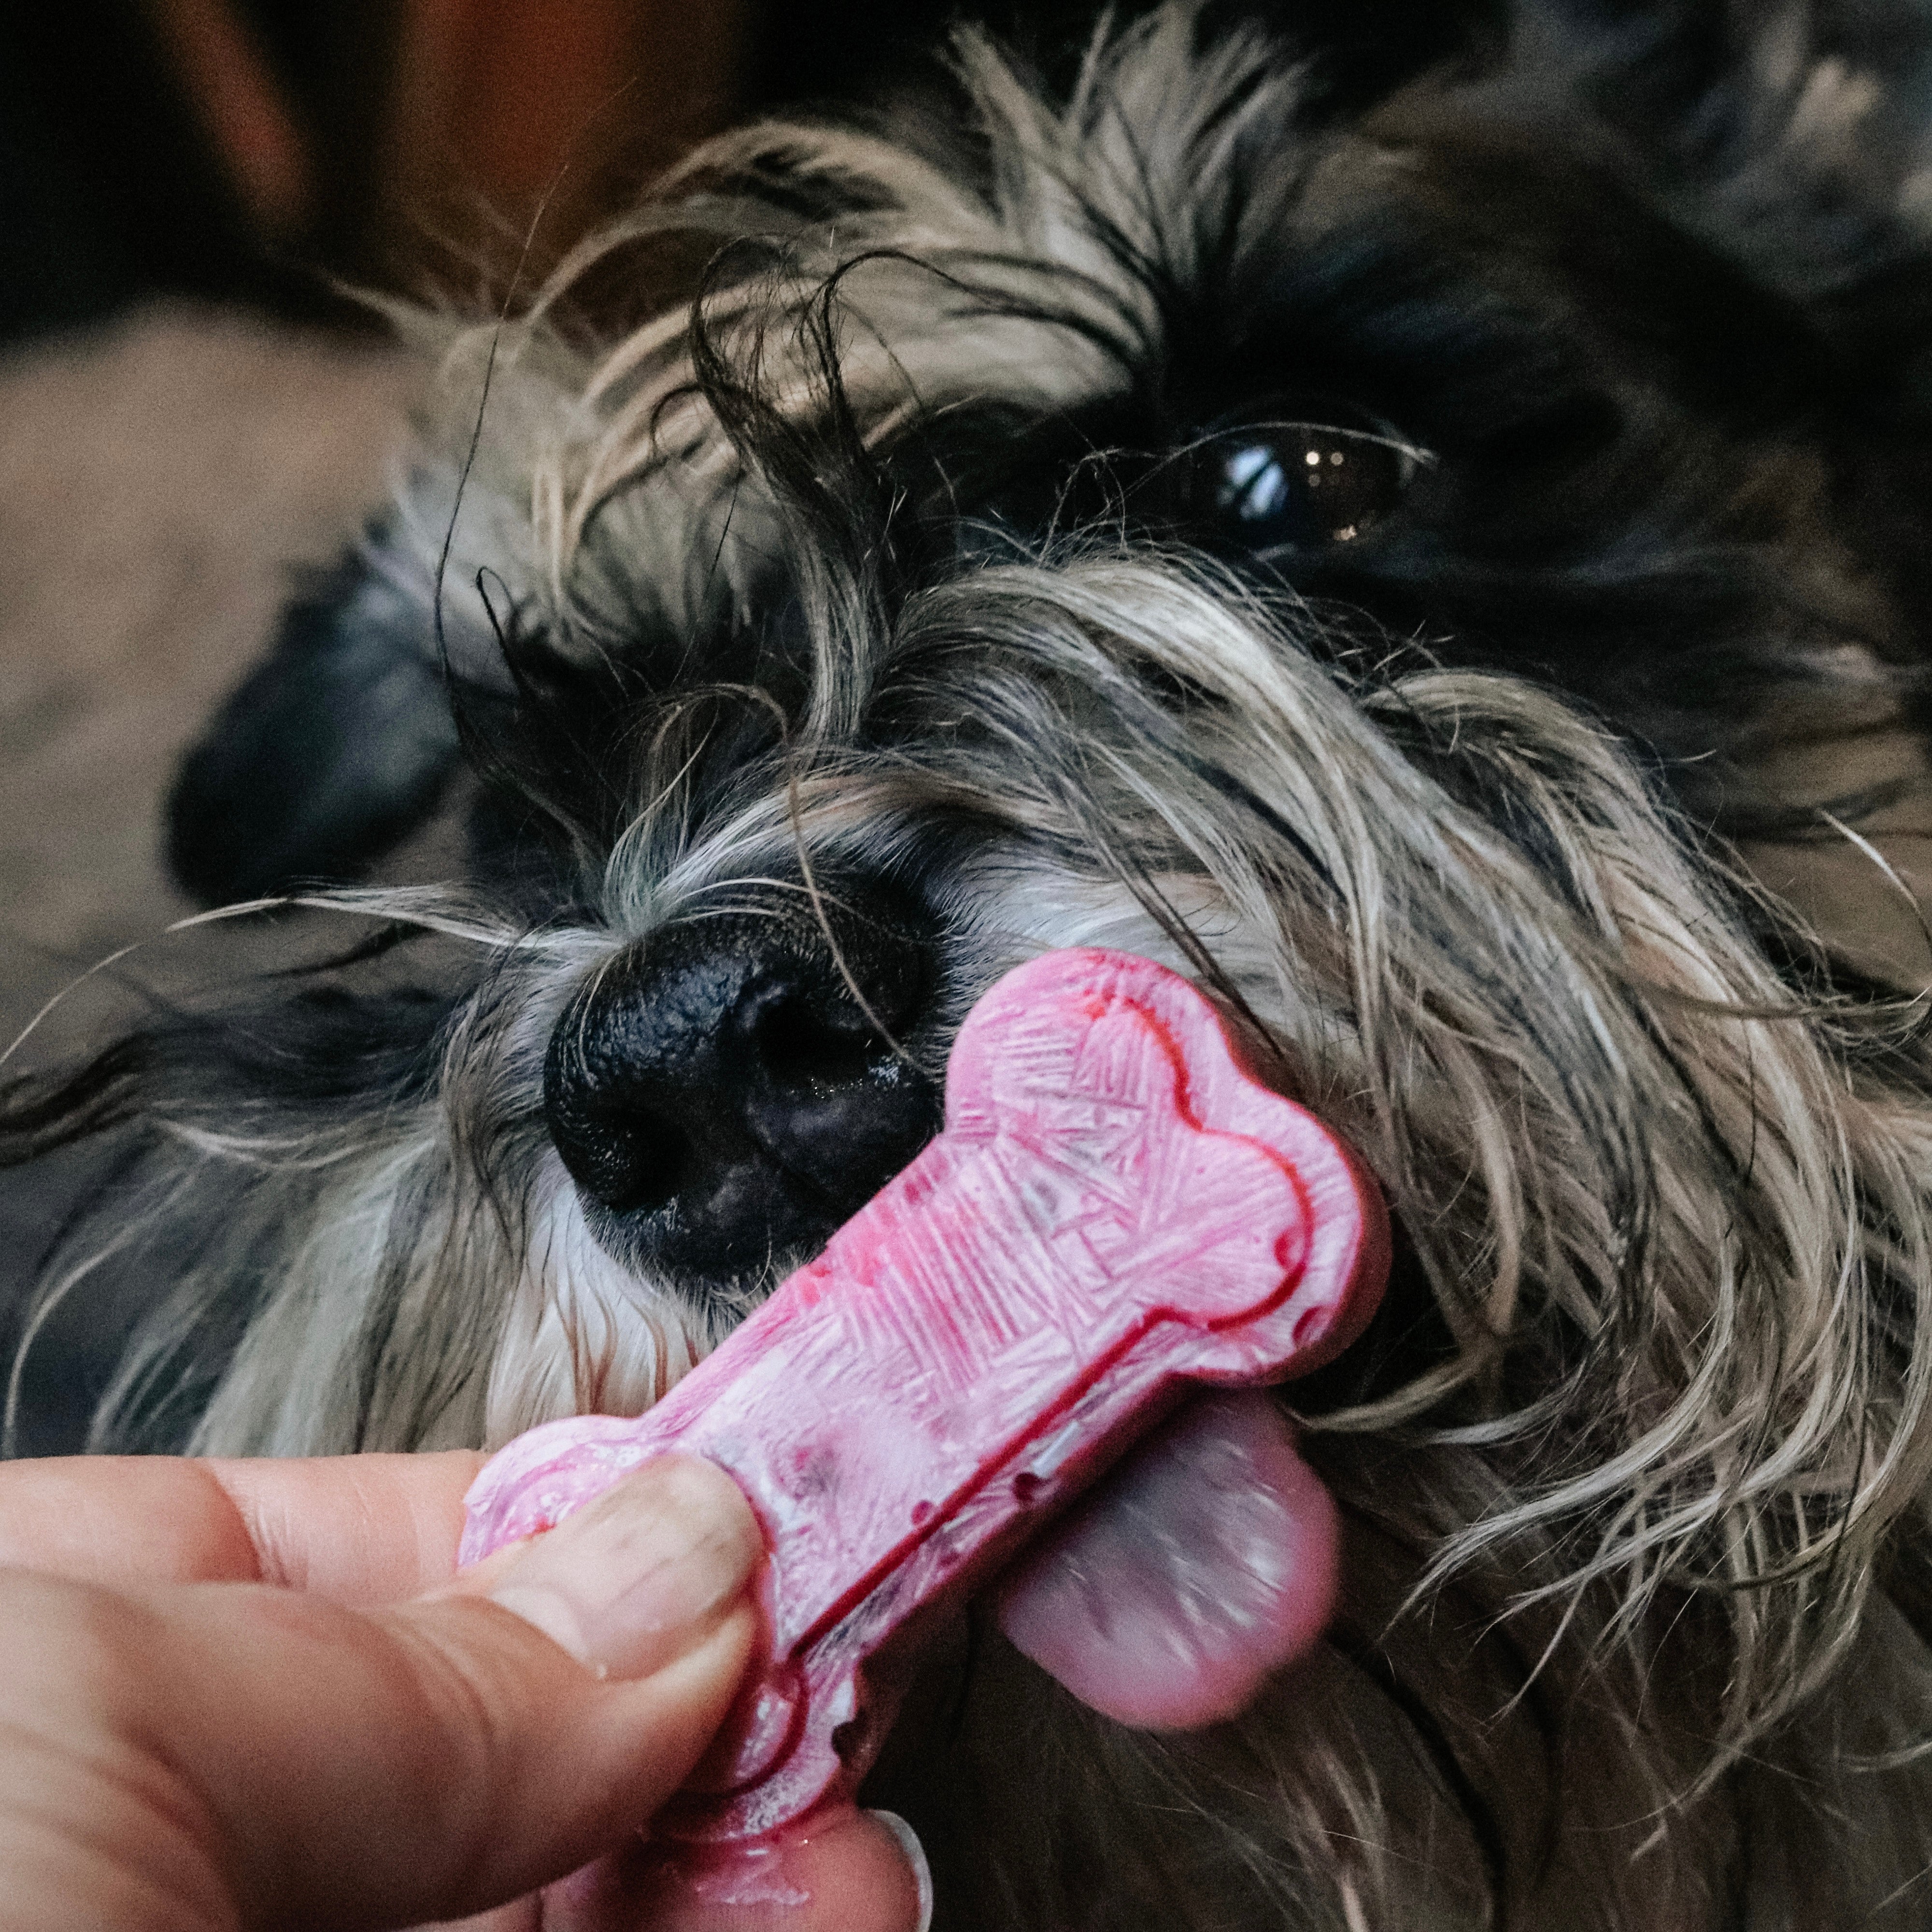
[544,885,944,1284]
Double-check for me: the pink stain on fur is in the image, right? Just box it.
[461,948,1387,1880]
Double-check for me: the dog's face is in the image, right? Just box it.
[18,3,1932,1925]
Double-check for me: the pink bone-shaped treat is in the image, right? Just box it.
[461,946,1388,1843]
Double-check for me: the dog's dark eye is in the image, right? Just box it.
[1185,404,1421,553]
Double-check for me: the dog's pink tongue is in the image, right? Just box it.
[997,1388,1335,1728]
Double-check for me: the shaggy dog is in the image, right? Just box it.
[13,2,1932,1924]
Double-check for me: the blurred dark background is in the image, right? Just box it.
[0,0,1118,347]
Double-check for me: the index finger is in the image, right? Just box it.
[0,1450,485,1603]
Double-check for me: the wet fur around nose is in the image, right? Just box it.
[13,2,1932,1926]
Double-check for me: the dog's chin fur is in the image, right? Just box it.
[16,3,1932,1924]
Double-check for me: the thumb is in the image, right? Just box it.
[0,1456,762,1932]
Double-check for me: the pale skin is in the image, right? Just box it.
[0,1452,926,1932]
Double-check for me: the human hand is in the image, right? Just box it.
[0,1451,926,1932]
[0,1388,1320,1932]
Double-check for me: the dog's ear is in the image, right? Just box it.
[165,531,459,906]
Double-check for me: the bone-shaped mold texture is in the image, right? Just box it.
[462,947,1389,1843]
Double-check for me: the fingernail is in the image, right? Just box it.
[867,1811,934,1932]
[485,1456,762,1681]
